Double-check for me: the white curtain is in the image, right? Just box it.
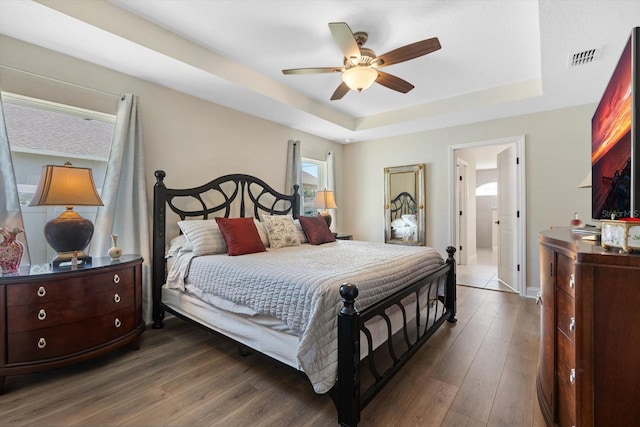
[92,94,151,321]
[285,139,302,215]
[0,95,30,265]
[326,150,336,230]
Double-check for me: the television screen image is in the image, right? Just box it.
[592,28,637,219]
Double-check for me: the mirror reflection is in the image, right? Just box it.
[384,164,425,245]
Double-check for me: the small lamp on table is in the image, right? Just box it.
[29,162,104,269]
[313,188,337,228]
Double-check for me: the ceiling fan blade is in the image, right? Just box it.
[330,82,350,100]
[329,22,361,62]
[282,67,343,75]
[375,71,415,93]
[373,37,441,68]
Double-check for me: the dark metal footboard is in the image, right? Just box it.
[334,246,457,426]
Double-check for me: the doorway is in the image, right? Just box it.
[449,136,526,295]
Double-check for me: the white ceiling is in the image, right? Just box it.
[1,0,639,143]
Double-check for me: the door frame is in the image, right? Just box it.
[455,159,469,265]
[448,135,527,296]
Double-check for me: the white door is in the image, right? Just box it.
[497,146,518,291]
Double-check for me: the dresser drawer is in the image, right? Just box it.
[6,282,134,333]
[556,253,575,298]
[556,289,575,340]
[6,267,134,307]
[556,330,576,426]
[557,372,577,427]
[7,308,135,364]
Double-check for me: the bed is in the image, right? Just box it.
[389,191,418,241]
[151,171,457,426]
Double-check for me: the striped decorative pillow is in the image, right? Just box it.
[177,220,226,256]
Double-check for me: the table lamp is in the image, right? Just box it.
[313,188,337,227]
[29,162,103,268]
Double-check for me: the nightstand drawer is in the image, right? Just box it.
[6,268,134,307]
[7,283,134,333]
[7,308,135,364]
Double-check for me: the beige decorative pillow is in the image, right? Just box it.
[293,219,308,244]
[261,214,300,249]
[177,220,226,256]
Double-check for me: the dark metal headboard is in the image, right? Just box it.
[151,170,300,325]
[390,191,417,220]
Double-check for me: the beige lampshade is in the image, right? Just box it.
[578,171,592,188]
[342,67,378,92]
[29,163,104,207]
[313,189,337,211]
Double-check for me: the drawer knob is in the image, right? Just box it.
[37,338,46,349]
[569,317,576,332]
[570,368,576,384]
[37,309,47,321]
[113,274,121,284]
[114,293,121,303]
[114,318,122,328]
[569,273,575,289]
[37,286,46,297]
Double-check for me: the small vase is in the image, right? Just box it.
[0,227,25,274]
[108,234,122,260]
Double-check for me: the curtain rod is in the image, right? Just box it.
[0,65,120,99]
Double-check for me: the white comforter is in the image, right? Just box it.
[166,240,444,393]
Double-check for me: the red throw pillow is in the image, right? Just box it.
[215,217,266,256]
[298,215,336,245]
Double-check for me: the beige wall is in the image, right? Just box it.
[2,35,597,296]
[343,105,594,295]
[0,35,344,239]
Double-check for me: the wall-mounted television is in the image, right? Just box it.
[592,26,639,220]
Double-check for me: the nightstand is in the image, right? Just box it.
[0,255,144,393]
[335,233,353,240]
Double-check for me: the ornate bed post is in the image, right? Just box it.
[337,283,360,427]
[152,170,167,329]
[445,246,457,323]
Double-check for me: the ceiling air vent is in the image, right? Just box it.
[568,47,601,67]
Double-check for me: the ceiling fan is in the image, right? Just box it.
[282,22,441,100]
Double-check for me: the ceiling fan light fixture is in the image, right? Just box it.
[342,66,378,92]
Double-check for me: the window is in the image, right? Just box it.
[2,92,115,265]
[476,182,498,196]
[301,158,327,215]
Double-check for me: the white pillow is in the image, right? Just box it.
[261,214,300,249]
[401,214,417,227]
[293,219,308,243]
[177,220,226,256]
[166,234,192,258]
[253,218,270,247]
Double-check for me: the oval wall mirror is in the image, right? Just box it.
[384,164,425,245]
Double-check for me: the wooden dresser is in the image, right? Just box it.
[0,255,144,393]
[537,229,640,427]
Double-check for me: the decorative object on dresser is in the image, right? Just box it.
[313,188,337,227]
[0,227,24,274]
[108,234,123,260]
[0,255,144,394]
[537,229,640,427]
[600,218,640,253]
[28,162,104,269]
[152,170,457,427]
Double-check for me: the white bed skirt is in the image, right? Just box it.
[162,283,442,380]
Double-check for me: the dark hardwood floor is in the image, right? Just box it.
[0,286,545,426]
